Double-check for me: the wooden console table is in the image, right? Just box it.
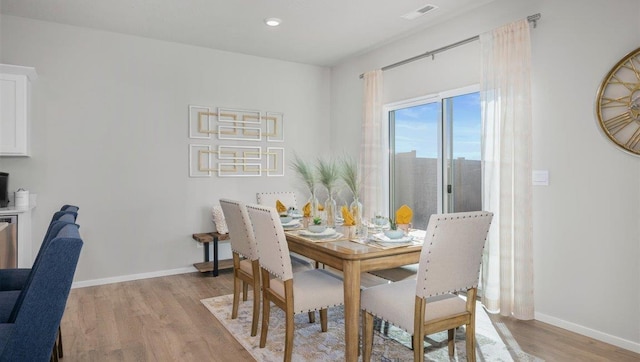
[191,232,232,276]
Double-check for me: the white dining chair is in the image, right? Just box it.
[361,211,493,362]
[246,203,344,362]
[219,199,261,337]
[256,191,298,211]
[256,191,316,270]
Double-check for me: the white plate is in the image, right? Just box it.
[281,220,301,227]
[298,228,337,237]
[371,233,413,243]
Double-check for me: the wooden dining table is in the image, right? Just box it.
[284,228,423,362]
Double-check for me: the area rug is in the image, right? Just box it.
[202,293,541,361]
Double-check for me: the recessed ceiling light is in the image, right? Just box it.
[264,18,282,27]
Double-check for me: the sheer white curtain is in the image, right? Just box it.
[480,19,534,320]
[360,70,384,220]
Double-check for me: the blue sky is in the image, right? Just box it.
[393,92,481,160]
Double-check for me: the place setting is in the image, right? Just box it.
[349,205,424,249]
[280,217,303,231]
[288,220,344,242]
[277,201,304,230]
[283,207,346,242]
[367,230,415,249]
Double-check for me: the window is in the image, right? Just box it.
[385,86,482,229]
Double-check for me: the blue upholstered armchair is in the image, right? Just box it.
[0,223,83,361]
[0,210,78,293]
[0,207,80,360]
[60,205,79,213]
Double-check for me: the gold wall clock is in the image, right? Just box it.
[595,47,640,155]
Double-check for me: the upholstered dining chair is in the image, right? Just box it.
[256,191,297,211]
[246,204,344,362]
[219,198,261,337]
[368,263,419,335]
[0,211,77,293]
[60,204,79,213]
[0,209,79,360]
[0,223,83,361]
[361,211,493,362]
[256,191,316,270]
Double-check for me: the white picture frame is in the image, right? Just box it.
[189,105,213,139]
[217,125,262,141]
[189,144,212,177]
[266,147,285,177]
[265,112,284,142]
[218,145,262,160]
[217,163,262,177]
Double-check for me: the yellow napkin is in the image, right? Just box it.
[276,200,287,214]
[303,202,311,217]
[341,206,355,226]
[395,204,413,224]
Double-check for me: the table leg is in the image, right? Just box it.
[203,241,210,262]
[213,236,219,277]
[343,259,361,362]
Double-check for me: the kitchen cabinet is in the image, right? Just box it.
[0,64,37,156]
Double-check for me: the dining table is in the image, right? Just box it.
[284,226,424,362]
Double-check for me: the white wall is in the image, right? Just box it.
[0,15,331,284]
[330,0,640,353]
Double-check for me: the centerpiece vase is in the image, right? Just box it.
[350,197,364,235]
[307,191,319,218]
[325,194,337,228]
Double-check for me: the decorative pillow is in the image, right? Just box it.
[211,206,229,234]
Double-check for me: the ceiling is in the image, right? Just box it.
[0,0,494,66]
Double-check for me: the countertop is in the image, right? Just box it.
[0,204,35,215]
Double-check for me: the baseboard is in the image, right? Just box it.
[71,266,197,289]
[535,312,640,353]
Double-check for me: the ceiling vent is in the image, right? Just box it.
[401,4,438,20]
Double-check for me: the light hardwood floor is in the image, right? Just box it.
[61,271,639,361]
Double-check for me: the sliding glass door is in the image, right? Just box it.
[387,86,481,229]
[443,91,482,213]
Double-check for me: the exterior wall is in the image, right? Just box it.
[394,153,480,230]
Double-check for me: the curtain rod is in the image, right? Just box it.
[359,13,541,79]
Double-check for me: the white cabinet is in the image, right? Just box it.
[0,64,37,157]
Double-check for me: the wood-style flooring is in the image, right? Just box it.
[60,270,640,361]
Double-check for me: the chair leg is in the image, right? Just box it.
[362,311,374,362]
[250,280,260,337]
[284,311,294,362]
[259,299,270,348]
[308,311,315,323]
[466,323,476,362]
[232,275,241,319]
[57,326,64,358]
[50,339,59,362]
[319,309,328,332]
[242,281,249,301]
[413,330,424,362]
[448,328,455,356]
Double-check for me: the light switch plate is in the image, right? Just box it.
[532,170,549,186]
